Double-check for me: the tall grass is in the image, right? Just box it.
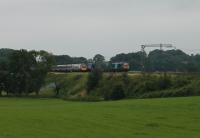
[43,72,200,101]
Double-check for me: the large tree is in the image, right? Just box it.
[0,62,8,96]
[5,49,54,96]
[110,49,200,72]
[0,48,14,65]
[93,54,106,69]
[86,68,103,93]
[54,55,87,65]
[110,52,143,71]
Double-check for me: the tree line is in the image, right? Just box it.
[1,48,200,73]
[111,49,200,72]
[54,49,200,72]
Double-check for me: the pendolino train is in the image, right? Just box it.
[51,62,130,72]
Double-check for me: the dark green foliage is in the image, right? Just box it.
[43,72,200,101]
[98,73,200,100]
[54,55,87,65]
[0,61,9,93]
[158,73,172,89]
[95,73,127,100]
[111,52,143,71]
[143,74,199,99]
[121,73,130,84]
[54,55,72,65]
[54,80,65,97]
[172,75,191,88]
[0,71,8,96]
[111,49,200,72]
[140,84,199,99]
[105,84,125,100]
[0,48,15,64]
[86,68,103,93]
[93,54,106,69]
[146,50,189,72]
[0,49,54,96]
[84,72,200,101]
[6,50,37,95]
[2,47,200,100]
[126,74,172,97]
[2,48,200,73]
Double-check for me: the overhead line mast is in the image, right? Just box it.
[141,44,176,53]
[141,44,176,71]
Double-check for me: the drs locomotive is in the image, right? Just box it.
[111,62,130,72]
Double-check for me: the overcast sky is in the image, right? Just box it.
[0,0,200,59]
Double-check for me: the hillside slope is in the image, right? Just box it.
[41,72,200,101]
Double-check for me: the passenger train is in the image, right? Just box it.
[51,62,130,72]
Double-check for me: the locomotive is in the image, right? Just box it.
[51,62,129,72]
[111,62,130,72]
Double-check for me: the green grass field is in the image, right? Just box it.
[0,97,200,138]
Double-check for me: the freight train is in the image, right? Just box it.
[51,62,129,72]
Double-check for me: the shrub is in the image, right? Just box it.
[110,84,125,100]
[140,82,200,99]
[86,68,103,93]
[173,75,190,88]
[104,83,125,100]
[158,73,172,90]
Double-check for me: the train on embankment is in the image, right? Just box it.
[51,62,130,72]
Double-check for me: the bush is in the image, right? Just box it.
[104,83,125,100]
[110,84,125,100]
[140,82,200,99]
[173,75,190,88]
[86,68,103,93]
[158,73,172,89]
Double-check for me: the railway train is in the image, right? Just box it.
[51,64,88,72]
[51,62,130,72]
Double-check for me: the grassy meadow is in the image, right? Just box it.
[0,96,200,138]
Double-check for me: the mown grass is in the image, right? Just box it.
[0,96,199,138]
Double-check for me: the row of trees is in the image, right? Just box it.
[54,55,88,65]
[54,54,106,68]
[0,49,53,96]
[3,48,200,72]
[54,49,200,72]
[111,49,200,72]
